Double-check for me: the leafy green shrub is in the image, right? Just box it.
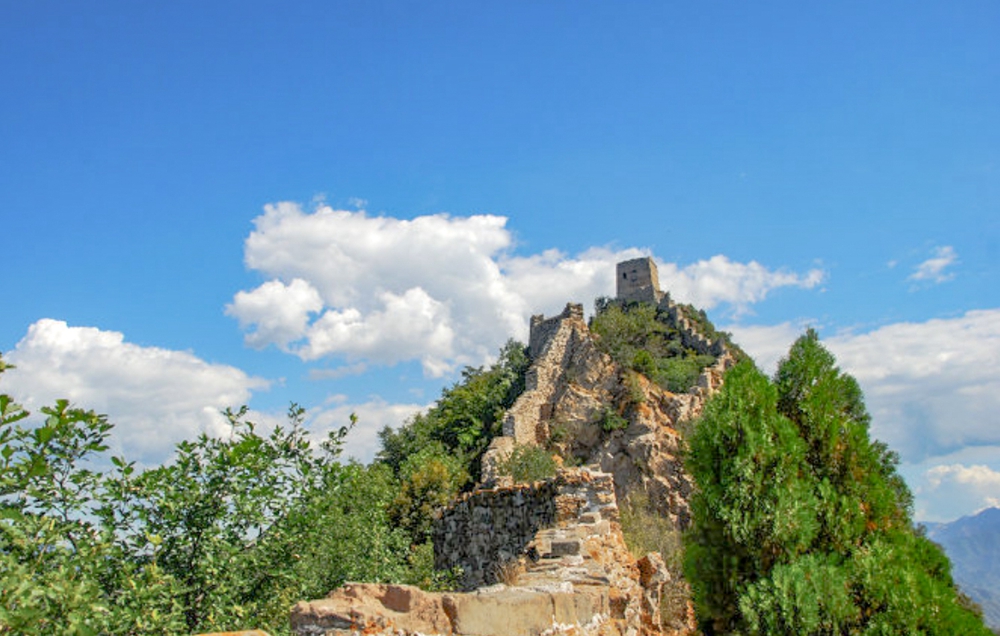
[548,421,569,443]
[623,371,646,405]
[389,445,468,544]
[657,353,715,393]
[597,405,629,433]
[377,339,529,485]
[498,444,557,483]
[0,353,425,636]
[590,300,726,396]
[403,542,461,592]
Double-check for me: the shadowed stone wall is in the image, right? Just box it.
[433,468,619,591]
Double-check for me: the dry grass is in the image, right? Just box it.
[619,490,692,632]
[492,557,525,586]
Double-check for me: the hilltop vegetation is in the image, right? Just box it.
[590,298,744,393]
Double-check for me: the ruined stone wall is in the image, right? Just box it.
[433,468,619,591]
[502,303,589,447]
[657,294,725,357]
[293,468,686,636]
[433,481,557,590]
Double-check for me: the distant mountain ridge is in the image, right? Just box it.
[926,507,1000,629]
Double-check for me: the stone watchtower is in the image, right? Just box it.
[616,257,664,304]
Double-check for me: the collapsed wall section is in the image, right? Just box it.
[293,468,683,635]
[433,468,619,591]
[433,480,557,590]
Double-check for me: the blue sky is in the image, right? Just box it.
[1,1,997,522]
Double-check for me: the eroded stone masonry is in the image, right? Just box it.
[292,468,683,636]
[290,259,733,636]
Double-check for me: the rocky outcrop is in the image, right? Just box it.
[291,468,687,636]
[291,262,731,636]
[483,300,734,529]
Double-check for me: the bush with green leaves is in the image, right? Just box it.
[590,301,730,393]
[596,405,629,433]
[684,331,991,635]
[0,354,420,635]
[497,444,558,483]
[0,337,534,634]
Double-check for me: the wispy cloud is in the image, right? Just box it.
[308,363,368,381]
[923,463,1000,518]
[909,245,958,284]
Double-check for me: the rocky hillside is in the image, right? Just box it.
[292,261,735,636]
[481,301,733,530]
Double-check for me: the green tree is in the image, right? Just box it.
[377,339,529,484]
[0,363,185,635]
[684,361,820,634]
[685,334,991,635]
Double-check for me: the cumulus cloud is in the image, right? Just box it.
[227,204,527,376]
[909,245,958,284]
[2,319,268,465]
[228,278,323,348]
[228,202,825,376]
[658,256,824,314]
[826,309,1000,463]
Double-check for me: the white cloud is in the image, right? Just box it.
[919,463,1000,521]
[228,202,826,376]
[826,310,1000,463]
[2,319,268,465]
[227,278,323,348]
[308,363,368,381]
[307,397,426,463]
[658,255,824,314]
[926,464,1000,495]
[909,245,958,284]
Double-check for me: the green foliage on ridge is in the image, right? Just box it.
[0,336,531,634]
[377,338,530,485]
[684,330,991,635]
[589,300,727,393]
[497,444,558,484]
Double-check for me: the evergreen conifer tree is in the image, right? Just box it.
[685,330,990,635]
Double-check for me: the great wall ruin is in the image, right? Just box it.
[288,257,734,636]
